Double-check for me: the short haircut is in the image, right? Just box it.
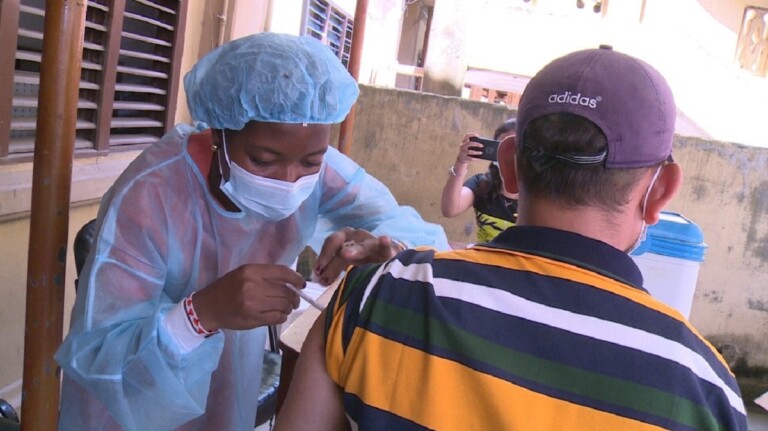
[517,113,653,213]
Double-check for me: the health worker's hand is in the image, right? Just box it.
[314,227,406,286]
[193,263,305,331]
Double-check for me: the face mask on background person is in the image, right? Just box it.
[218,131,322,221]
[626,164,663,254]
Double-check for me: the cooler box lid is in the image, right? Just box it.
[631,211,708,261]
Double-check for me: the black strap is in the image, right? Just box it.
[267,325,279,353]
[524,143,607,172]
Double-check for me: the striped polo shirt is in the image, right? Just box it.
[324,226,747,431]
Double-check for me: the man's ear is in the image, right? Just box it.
[498,135,519,194]
[643,162,683,225]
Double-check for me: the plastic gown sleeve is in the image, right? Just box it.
[309,147,450,252]
[55,134,225,430]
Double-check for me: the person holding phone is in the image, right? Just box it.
[441,118,518,243]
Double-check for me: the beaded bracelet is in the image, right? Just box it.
[183,292,219,338]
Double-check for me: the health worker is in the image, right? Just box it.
[55,32,449,431]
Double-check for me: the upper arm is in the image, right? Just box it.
[455,186,477,214]
[274,311,349,431]
[441,182,476,217]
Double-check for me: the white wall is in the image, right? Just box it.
[428,0,768,147]
[358,0,405,85]
[269,0,307,36]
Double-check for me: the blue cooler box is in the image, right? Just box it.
[630,211,707,318]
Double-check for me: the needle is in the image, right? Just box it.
[285,283,324,311]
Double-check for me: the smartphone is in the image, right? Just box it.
[469,136,500,161]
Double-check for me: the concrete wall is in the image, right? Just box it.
[346,85,513,241]
[348,84,768,367]
[395,1,428,90]
[671,137,768,364]
[419,0,470,96]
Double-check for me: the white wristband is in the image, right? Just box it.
[164,301,206,353]
[449,165,467,177]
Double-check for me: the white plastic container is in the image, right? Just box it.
[630,212,707,318]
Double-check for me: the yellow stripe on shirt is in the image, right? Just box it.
[334,329,666,431]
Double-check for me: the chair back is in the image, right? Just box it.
[0,399,19,431]
[73,219,97,291]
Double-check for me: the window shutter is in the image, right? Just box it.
[79,0,113,154]
[303,0,354,68]
[2,0,186,160]
[108,0,179,148]
[9,1,100,156]
[10,2,45,155]
[329,7,352,67]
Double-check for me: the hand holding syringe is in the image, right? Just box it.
[285,282,324,311]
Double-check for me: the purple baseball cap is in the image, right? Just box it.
[516,45,676,168]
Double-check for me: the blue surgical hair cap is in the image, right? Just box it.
[184,32,360,130]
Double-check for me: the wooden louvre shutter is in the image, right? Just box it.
[2,1,75,155]
[1,0,186,160]
[106,0,185,149]
[79,0,113,154]
[304,0,354,68]
[7,1,45,156]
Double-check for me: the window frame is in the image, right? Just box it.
[0,0,188,164]
[301,0,354,68]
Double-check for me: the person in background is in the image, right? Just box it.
[441,118,518,243]
[273,46,748,430]
[55,32,448,431]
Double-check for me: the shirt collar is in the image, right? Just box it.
[486,226,645,291]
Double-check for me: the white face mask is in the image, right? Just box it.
[627,165,663,254]
[218,132,322,221]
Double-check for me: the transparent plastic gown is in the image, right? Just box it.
[55,124,449,431]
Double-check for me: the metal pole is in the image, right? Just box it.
[337,0,369,155]
[21,0,86,429]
